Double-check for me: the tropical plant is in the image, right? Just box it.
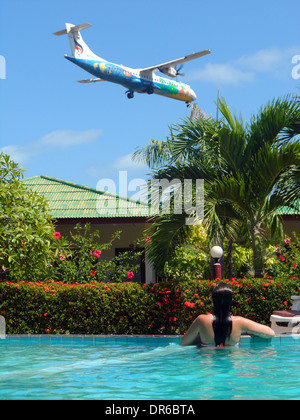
[0,153,57,282]
[133,95,300,277]
[52,223,142,284]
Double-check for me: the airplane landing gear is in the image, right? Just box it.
[126,90,134,99]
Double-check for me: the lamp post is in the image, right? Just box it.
[210,246,223,280]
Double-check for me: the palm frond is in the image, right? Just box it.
[146,214,191,273]
[246,95,300,159]
[132,139,172,169]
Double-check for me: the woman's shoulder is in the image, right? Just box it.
[196,314,214,323]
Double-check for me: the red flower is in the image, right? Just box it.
[127,271,134,279]
[54,232,61,240]
[58,251,66,260]
[45,329,50,333]
[90,270,96,277]
[43,312,48,316]
[279,255,285,262]
[145,236,151,243]
[93,250,102,258]
[184,301,195,308]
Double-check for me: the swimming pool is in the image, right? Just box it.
[0,335,299,400]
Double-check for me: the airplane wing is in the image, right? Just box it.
[77,78,104,83]
[139,50,211,72]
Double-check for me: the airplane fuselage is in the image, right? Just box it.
[65,55,197,103]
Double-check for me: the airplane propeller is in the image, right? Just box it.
[175,64,185,77]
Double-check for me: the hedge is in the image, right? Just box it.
[0,277,299,335]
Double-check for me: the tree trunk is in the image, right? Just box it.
[250,227,264,278]
[225,238,234,278]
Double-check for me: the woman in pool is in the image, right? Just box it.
[181,282,275,347]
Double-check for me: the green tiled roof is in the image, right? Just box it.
[22,175,151,219]
[277,201,300,215]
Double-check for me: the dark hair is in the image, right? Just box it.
[212,283,233,346]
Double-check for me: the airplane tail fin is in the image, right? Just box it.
[53,23,102,60]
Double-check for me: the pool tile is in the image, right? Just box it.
[40,336,51,345]
[83,335,95,345]
[50,336,62,345]
[94,336,107,345]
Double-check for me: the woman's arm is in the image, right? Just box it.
[180,317,202,346]
[240,317,275,338]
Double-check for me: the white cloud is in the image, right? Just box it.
[188,46,300,85]
[189,63,254,85]
[237,46,300,79]
[0,145,30,164]
[0,129,102,164]
[86,152,147,179]
[39,129,101,147]
[113,153,147,171]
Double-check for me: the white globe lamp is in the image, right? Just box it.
[210,246,223,259]
[210,246,223,280]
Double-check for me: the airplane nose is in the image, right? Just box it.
[191,89,197,102]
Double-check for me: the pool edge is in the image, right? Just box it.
[0,334,299,346]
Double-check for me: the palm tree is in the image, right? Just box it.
[133,95,300,277]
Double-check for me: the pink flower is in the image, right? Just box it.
[58,251,66,260]
[54,232,61,240]
[284,237,291,245]
[127,271,134,279]
[93,250,102,258]
[2,265,7,271]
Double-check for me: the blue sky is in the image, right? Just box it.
[0,0,299,198]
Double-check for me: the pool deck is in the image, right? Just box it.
[0,334,299,346]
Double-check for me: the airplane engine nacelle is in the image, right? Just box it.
[159,67,177,78]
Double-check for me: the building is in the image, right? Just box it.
[22,175,156,283]
[22,175,299,283]
[276,203,300,238]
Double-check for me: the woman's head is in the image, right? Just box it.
[211,282,233,312]
[211,283,233,346]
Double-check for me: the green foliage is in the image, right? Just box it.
[0,153,56,282]
[1,277,299,335]
[52,223,141,284]
[265,233,300,278]
[0,154,142,284]
[134,95,300,276]
[163,225,211,280]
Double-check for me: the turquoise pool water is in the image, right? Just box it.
[0,335,299,400]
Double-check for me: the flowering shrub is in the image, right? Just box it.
[265,233,300,278]
[52,223,141,284]
[0,153,58,283]
[0,277,299,335]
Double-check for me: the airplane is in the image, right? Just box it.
[53,23,211,106]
